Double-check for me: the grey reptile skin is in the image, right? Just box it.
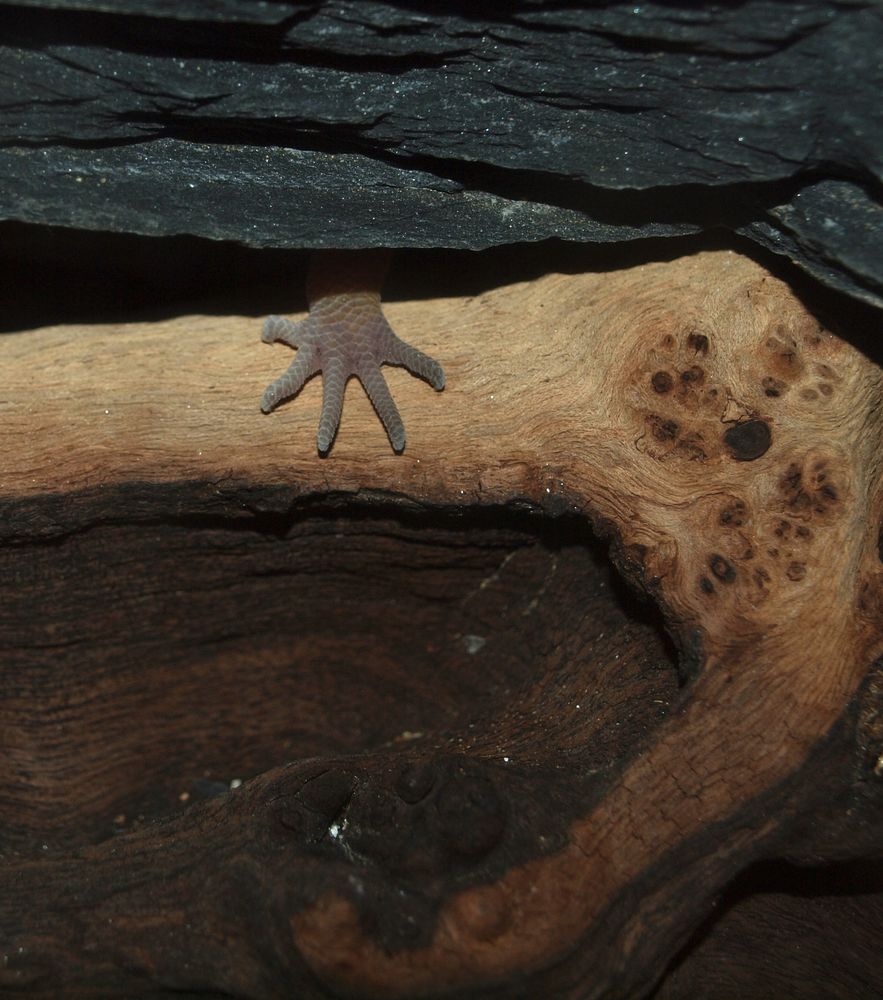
[261,251,445,453]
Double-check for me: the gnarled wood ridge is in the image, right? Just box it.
[2,250,881,997]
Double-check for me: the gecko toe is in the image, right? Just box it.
[263,316,305,347]
[261,350,318,414]
[316,360,346,453]
[261,316,284,344]
[359,365,406,452]
[260,387,279,414]
[389,339,445,391]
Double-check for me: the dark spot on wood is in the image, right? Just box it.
[651,371,674,393]
[786,562,806,582]
[857,578,880,618]
[765,335,806,380]
[395,761,437,804]
[649,415,679,441]
[781,462,840,516]
[801,388,819,401]
[676,432,707,461]
[435,772,505,859]
[609,541,647,574]
[753,566,771,588]
[687,332,709,355]
[662,334,676,350]
[782,464,802,492]
[274,799,337,844]
[699,576,715,595]
[762,376,786,397]
[818,382,833,397]
[362,892,432,949]
[299,768,357,818]
[723,420,772,461]
[612,541,652,592]
[709,554,736,583]
[345,787,410,865]
[274,767,358,843]
[796,525,812,539]
[680,366,704,384]
[719,501,747,527]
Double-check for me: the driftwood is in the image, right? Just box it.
[2,247,881,997]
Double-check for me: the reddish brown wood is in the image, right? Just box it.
[654,858,883,1000]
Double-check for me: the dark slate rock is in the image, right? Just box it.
[739,180,883,309]
[0,0,880,307]
[0,140,704,248]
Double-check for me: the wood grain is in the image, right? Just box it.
[2,250,881,998]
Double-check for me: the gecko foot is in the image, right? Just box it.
[260,252,444,454]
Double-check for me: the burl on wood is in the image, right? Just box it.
[1,250,881,998]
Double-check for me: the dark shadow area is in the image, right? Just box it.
[2,221,879,367]
[1,485,681,859]
[653,858,883,1000]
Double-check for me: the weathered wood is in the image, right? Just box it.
[654,859,883,999]
[2,249,881,997]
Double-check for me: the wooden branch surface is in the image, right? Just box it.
[2,250,882,998]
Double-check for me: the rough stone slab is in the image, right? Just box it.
[0,0,880,306]
[0,141,702,249]
[739,180,883,309]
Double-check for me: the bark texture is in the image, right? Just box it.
[2,247,882,997]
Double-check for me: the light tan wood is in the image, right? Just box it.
[3,249,881,997]
[5,249,880,649]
